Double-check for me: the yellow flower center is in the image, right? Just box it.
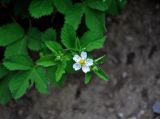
[79,59,86,65]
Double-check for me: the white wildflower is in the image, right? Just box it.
[73,52,93,73]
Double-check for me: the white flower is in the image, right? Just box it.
[73,52,93,73]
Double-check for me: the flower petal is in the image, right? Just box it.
[81,52,87,59]
[73,55,81,62]
[82,65,90,73]
[86,59,93,66]
[73,63,81,71]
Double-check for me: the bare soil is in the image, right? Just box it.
[0,0,160,119]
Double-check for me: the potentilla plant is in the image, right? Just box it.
[0,0,126,104]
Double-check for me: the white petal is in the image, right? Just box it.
[86,59,93,66]
[73,55,81,62]
[82,65,90,73]
[73,63,81,71]
[81,52,87,59]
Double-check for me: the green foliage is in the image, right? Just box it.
[61,24,77,49]
[0,75,12,104]
[3,55,33,70]
[0,23,24,46]
[80,31,106,51]
[94,67,109,80]
[9,72,31,99]
[0,64,8,79]
[27,28,43,51]
[0,0,127,104]
[29,0,54,18]
[85,72,92,84]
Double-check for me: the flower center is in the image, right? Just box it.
[79,59,86,65]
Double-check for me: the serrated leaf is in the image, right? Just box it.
[56,62,66,82]
[27,27,42,51]
[94,68,109,80]
[3,55,33,70]
[84,72,92,84]
[45,41,63,55]
[53,0,72,14]
[37,54,57,67]
[85,0,110,11]
[0,64,8,79]
[80,31,106,51]
[84,7,105,33]
[0,76,12,104]
[42,28,56,42]
[9,72,30,99]
[5,37,28,58]
[0,23,24,46]
[30,67,48,93]
[65,3,84,30]
[29,0,53,18]
[61,24,76,49]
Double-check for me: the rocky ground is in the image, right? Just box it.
[0,0,160,119]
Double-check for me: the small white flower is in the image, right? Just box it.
[73,52,93,73]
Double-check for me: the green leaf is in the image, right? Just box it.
[30,67,48,93]
[94,68,109,80]
[29,0,54,18]
[80,31,106,51]
[84,72,92,84]
[3,55,33,71]
[42,28,56,42]
[27,27,42,51]
[84,7,105,33]
[9,72,30,99]
[107,0,126,16]
[37,55,57,67]
[61,24,76,49]
[85,0,110,11]
[65,3,84,30]
[0,76,12,104]
[119,0,127,9]
[0,23,24,46]
[53,0,72,14]
[0,64,8,79]
[56,62,66,82]
[45,41,63,55]
[47,66,65,87]
[94,55,106,64]
[5,37,28,58]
